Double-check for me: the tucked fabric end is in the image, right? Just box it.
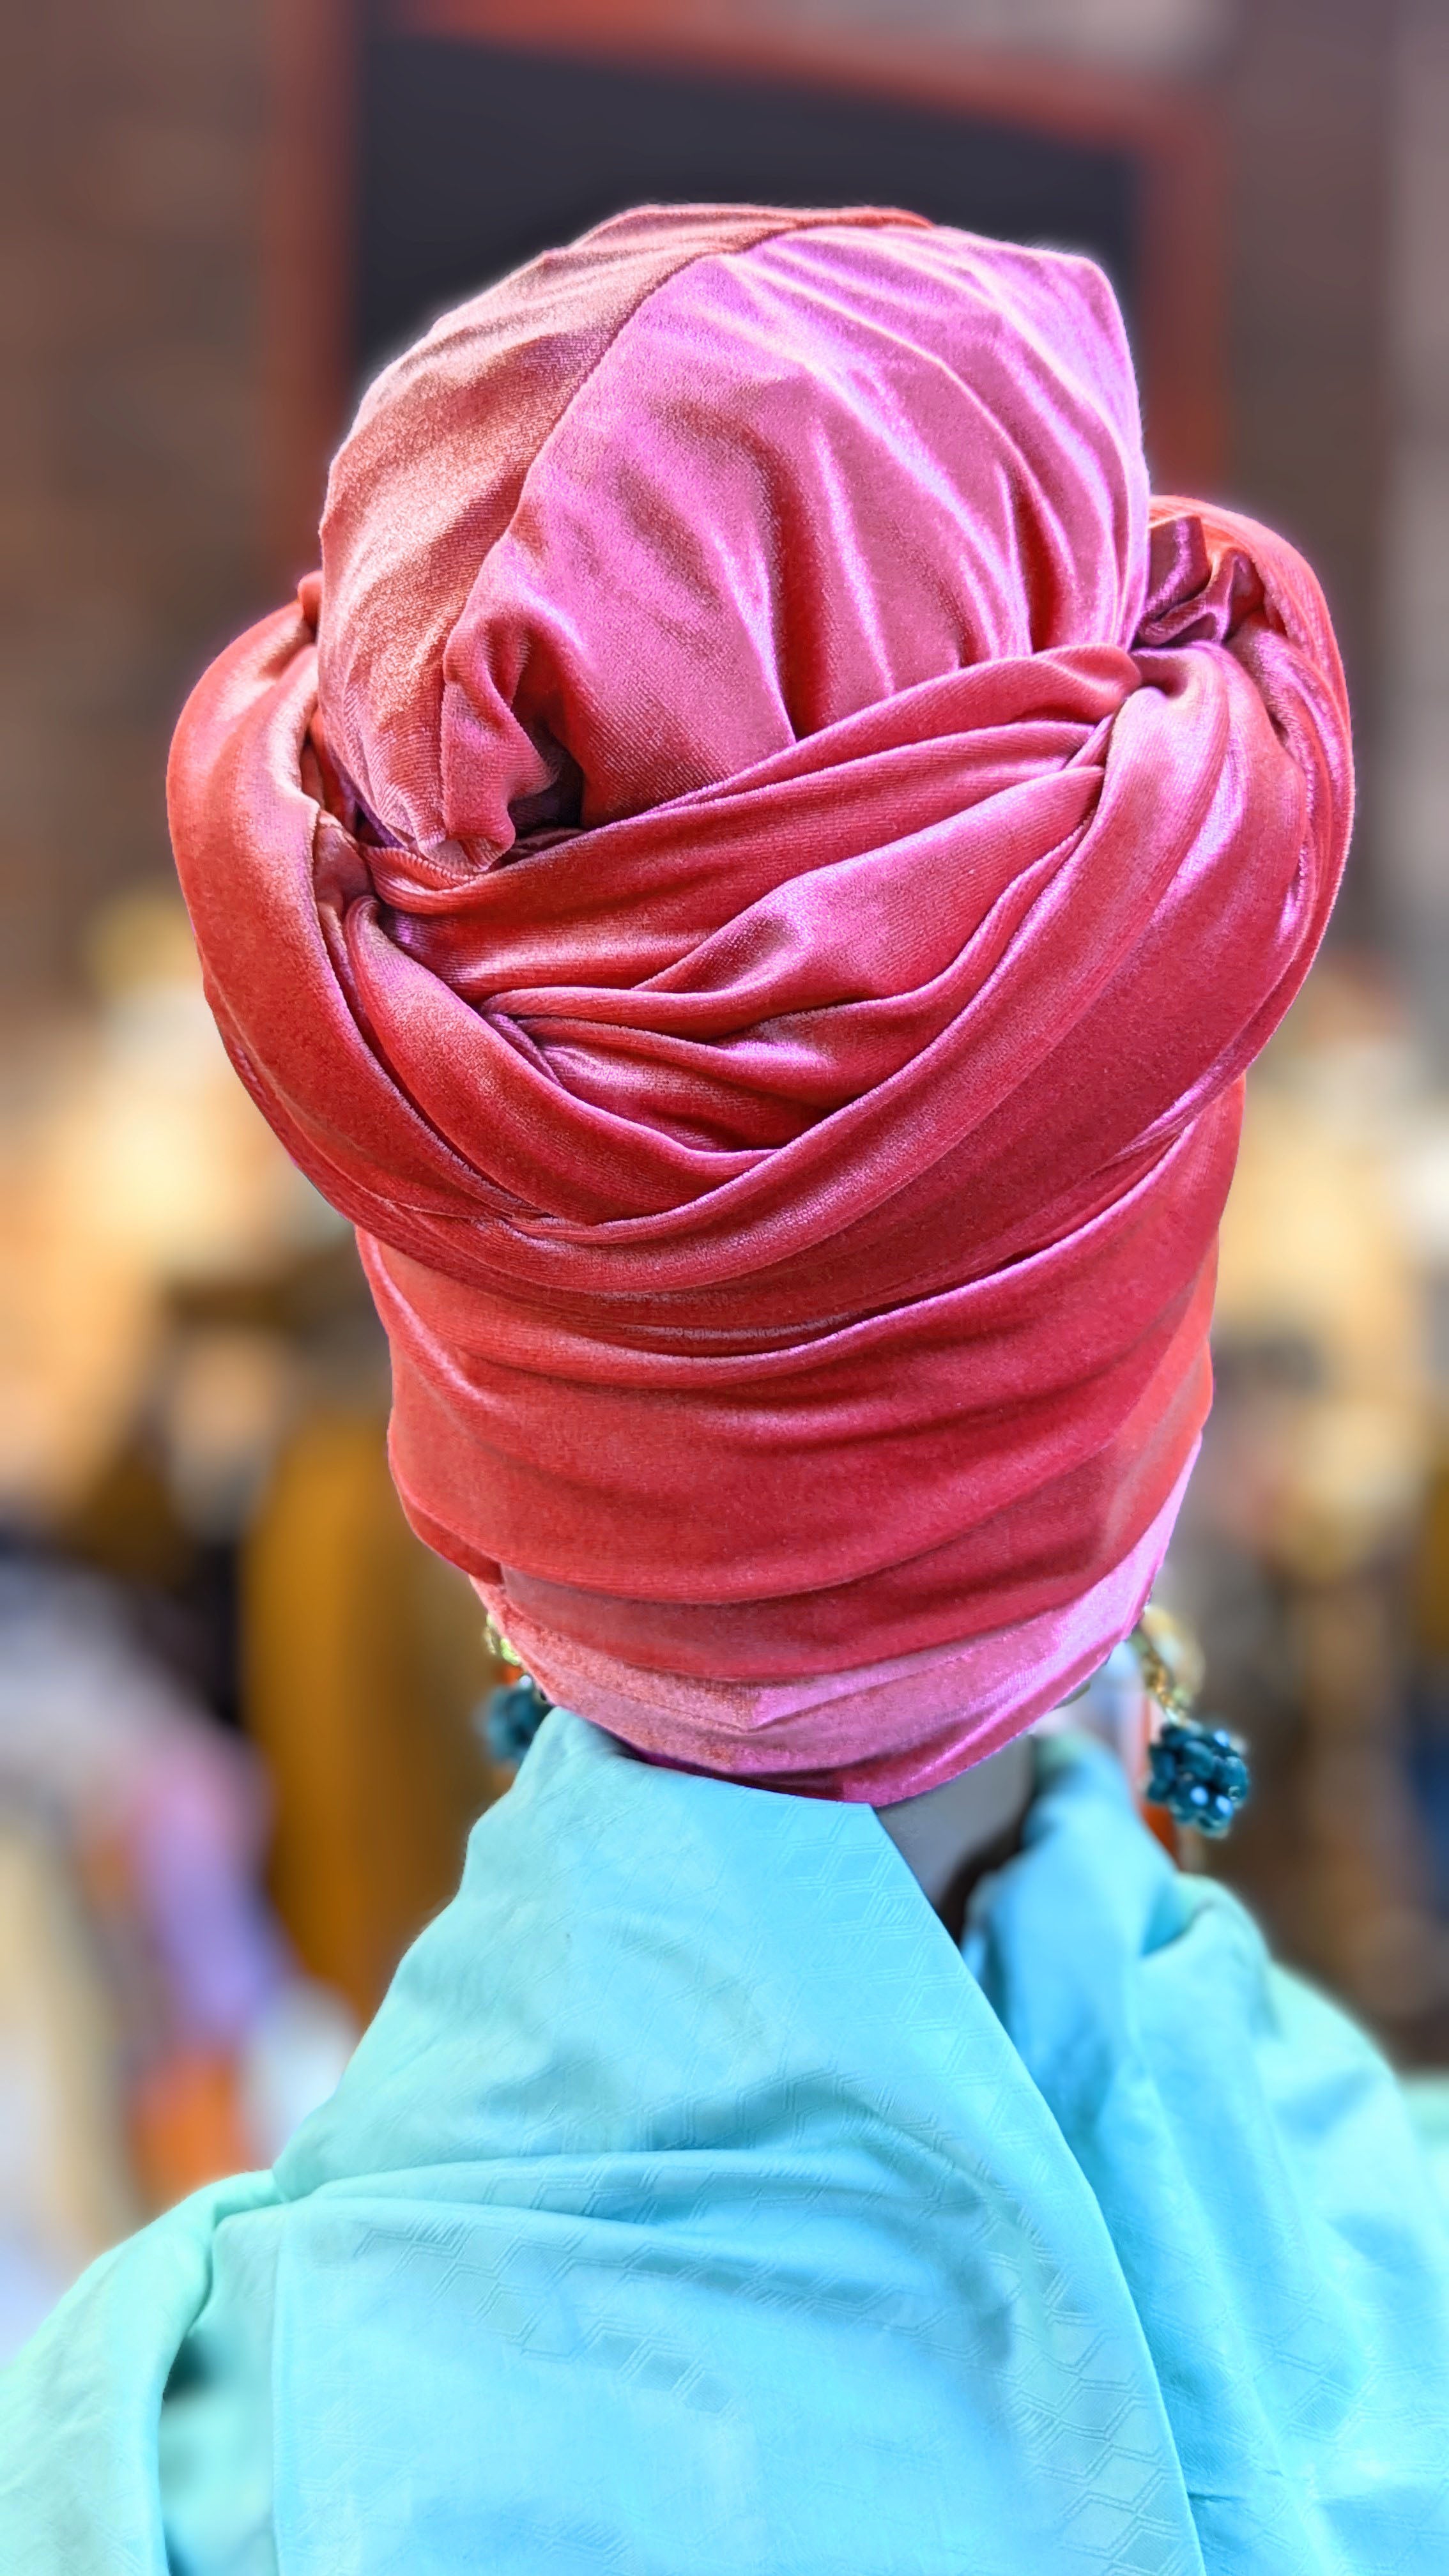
[473,1447,1196,1802]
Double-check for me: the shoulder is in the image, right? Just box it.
[0,2171,279,2576]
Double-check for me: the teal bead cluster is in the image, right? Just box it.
[1145,1718,1251,1837]
[482,1675,553,1768]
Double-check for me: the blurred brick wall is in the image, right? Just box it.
[1380,0,1449,1068]
[1,0,268,1008]
[0,0,1403,1001]
[1227,0,1392,946]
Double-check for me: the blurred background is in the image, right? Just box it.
[4,0,1449,2354]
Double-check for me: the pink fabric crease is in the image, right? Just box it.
[474,1446,1196,1802]
[169,205,1351,1797]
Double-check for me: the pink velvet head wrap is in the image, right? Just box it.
[169,205,1351,1799]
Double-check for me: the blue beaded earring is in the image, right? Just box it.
[1133,1614,1251,1838]
[477,1615,553,1769]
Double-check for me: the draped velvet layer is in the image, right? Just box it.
[169,208,1351,1795]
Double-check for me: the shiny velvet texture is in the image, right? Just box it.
[168,206,1351,1795]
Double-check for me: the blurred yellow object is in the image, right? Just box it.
[0,886,336,1526]
[1192,960,1449,2026]
[243,1407,505,2020]
[1412,1460,1449,1662]
[1217,1089,1425,1414]
[0,1814,139,2298]
[1213,962,1432,1579]
[160,1327,296,1539]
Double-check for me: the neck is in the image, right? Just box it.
[875,1733,1036,1938]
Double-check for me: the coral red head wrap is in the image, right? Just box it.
[170,206,1351,1799]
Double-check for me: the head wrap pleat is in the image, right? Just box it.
[171,206,1351,1796]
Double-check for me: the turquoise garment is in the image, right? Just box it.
[4,1716,1449,2573]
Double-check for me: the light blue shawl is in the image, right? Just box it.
[4,1716,1448,2573]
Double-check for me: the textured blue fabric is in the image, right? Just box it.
[4,1716,1449,2573]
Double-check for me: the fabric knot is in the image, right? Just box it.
[1137,512,1266,650]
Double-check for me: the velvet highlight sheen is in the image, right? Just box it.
[168,205,1351,1795]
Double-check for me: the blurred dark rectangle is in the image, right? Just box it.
[356,34,1140,381]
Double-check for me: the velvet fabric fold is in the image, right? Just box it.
[169,205,1351,1796]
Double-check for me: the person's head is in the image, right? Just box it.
[171,206,1351,1797]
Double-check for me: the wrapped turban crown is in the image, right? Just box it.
[171,206,1351,1798]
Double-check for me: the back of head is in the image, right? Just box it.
[318,208,1147,852]
[170,205,1351,1798]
